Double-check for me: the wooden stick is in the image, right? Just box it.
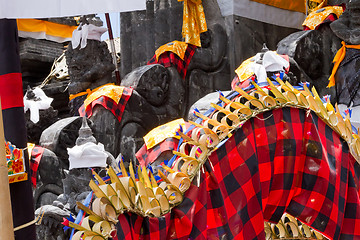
[0,101,15,240]
[105,13,121,85]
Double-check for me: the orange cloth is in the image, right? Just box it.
[178,0,207,47]
[17,19,77,42]
[328,41,360,88]
[155,41,188,61]
[69,83,114,102]
[303,6,343,30]
[250,0,306,13]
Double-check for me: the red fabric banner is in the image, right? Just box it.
[0,72,24,109]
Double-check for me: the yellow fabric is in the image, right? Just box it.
[250,0,306,13]
[17,19,77,39]
[328,42,360,87]
[144,119,186,150]
[235,57,255,82]
[69,83,114,101]
[178,0,207,47]
[303,6,343,30]
[155,41,189,61]
[84,84,125,109]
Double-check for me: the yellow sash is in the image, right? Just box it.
[328,42,360,87]
[144,119,186,150]
[155,41,188,61]
[303,6,343,30]
[178,0,207,47]
[235,57,255,82]
[84,85,125,109]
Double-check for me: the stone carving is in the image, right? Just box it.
[331,0,360,44]
[277,24,341,102]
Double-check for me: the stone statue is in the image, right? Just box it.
[331,0,360,44]
[35,117,111,240]
[329,0,360,127]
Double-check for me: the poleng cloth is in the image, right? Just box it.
[155,41,188,61]
[303,6,343,30]
[178,0,207,47]
[328,41,360,87]
[115,107,360,239]
[136,138,179,167]
[148,44,197,79]
[30,145,44,187]
[143,118,185,150]
[79,87,133,122]
[250,0,306,13]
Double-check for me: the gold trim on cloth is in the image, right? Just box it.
[144,118,186,150]
[328,41,360,88]
[155,41,189,61]
[250,0,306,13]
[178,0,207,47]
[303,6,343,30]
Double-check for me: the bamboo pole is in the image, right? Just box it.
[0,100,15,240]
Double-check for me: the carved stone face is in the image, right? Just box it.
[137,69,169,106]
[65,40,115,94]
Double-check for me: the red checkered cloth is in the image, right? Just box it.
[78,87,133,122]
[114,107,360,240]
[147,44,197,79]
[136,138,179,168]
[30,146,45,187]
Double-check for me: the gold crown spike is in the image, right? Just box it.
[259,95,277,108]
[129,162,136,182]
[328,112,339,126]
[92,220,116,238]
[119,158,128,177]
[296,92,309,108]
[149,171,159,188]
[76,202,103,222]
[251,81,268,96]
[177,130,199,146]
[107,167,132,206]
[219,95,232,105]
[284,90,299,105]
[285,81,300,94]
[89,180,108,199]
[141,166,152,188]
[266,78,287,101]
[306,95,320,113]
[92,170,106,186]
